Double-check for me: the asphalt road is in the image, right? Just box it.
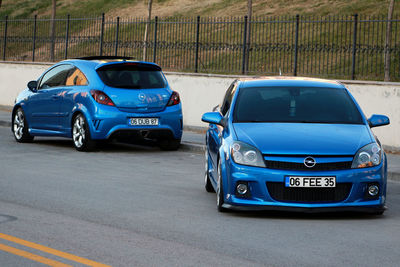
[0,126,400,267]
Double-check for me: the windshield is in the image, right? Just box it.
[233,86,363,124]
[97,64,167,89]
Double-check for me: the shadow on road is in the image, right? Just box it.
[225,209,386,221]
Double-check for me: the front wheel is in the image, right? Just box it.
[217,160,227,212]
[13,108,34,143]
[72,114,96,152]
[204,149,215,193]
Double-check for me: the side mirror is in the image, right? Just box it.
[202,112,225,126]
[368,114,390,128]
[27,80,38,92]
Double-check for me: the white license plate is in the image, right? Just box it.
[129,118,159,126]
[285,176,336,188]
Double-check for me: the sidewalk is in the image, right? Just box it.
[0,107,399,182]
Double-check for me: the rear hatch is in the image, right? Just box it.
[96,62,170,113]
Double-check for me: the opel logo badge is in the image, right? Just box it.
[138,93,146,101]
[304,156,316,168]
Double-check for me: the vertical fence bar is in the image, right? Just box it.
[115,17,120,56]
[194,16,200,73]
[153,16,158,62]
[351,14,358,80]
[32,15,37,62]
[293,14,300,76]
[64,14,70,59]
[99,13,105,56]
[242,16,248,75]
[3,16,8,61]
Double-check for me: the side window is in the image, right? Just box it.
[65,67,88,86]
[220,81,238,116]
[38,64,74,90]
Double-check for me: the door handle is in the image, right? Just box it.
[52,95,60,100]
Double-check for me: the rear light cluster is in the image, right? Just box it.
[90,90,115,106]
[167,91,180,106]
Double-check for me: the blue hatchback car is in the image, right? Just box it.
[12,56,182,151]
[202,77,390,214]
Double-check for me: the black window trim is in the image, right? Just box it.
[37,63,76,90]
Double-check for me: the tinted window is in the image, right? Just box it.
[97,64,166,89]
[65,67,88,86]
[38,64,74,89]
[220,82,237,116]
[234,87,363,124]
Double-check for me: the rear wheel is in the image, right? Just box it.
[13,108,34,143]
[204,149,215,193]
[159,138,181,151]
[72,114,96,152]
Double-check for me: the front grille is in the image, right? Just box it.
[266,182,352,203]
[265,160,352,171]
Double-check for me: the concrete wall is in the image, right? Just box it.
[0,62,399,150]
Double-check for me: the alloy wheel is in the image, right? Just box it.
[73,115,86,148]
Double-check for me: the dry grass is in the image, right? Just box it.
[1,0,398,19]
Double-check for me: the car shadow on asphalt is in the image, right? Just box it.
[226,210,386,220]
[32,138,162,153]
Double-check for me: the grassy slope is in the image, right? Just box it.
[0,0,398,19]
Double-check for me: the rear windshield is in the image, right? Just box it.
[234,86,363,124]
[97,64,167,89]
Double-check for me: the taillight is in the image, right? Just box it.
[90,90,115,106]
[167,91,180,106]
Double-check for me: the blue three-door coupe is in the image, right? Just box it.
[12,56,182,151]
[202,77,390,214]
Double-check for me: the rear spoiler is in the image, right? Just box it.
[95,61,162,71]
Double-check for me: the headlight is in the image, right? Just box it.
[230,141,265,167]
[351,143,382,168]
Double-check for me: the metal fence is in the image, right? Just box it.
[0,15,399,81]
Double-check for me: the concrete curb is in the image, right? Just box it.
[180,142,205,153]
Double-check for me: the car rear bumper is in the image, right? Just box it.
[87,104,183,140]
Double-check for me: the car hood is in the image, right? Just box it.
[232,123,373,155]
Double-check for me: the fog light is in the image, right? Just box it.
[236,183,248,195]
[368,185,379,196]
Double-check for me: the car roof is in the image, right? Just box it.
[237,76,345,89]
[52,58,162,86]
[59,58,161,72]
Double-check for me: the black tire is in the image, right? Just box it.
[159,138,181,151]
[12,108,34,143]
[205,149,215,193]
[217,160,227,212]
[72,114,96,152]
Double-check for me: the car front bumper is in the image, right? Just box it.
[221,158,387,212]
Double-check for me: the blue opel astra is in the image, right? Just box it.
[12,56,182,151]
[202,77,390,214]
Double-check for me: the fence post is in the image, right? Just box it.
[99,13,105,56]
[3,16,8,61]
[293,14,300,76]
[242,16,248,75]
[153,16,158,62]
[351,14,358,80]
[64,14,70,59]
[115,17,120,56]
[194,16,200,73]
[32,15,37,62]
